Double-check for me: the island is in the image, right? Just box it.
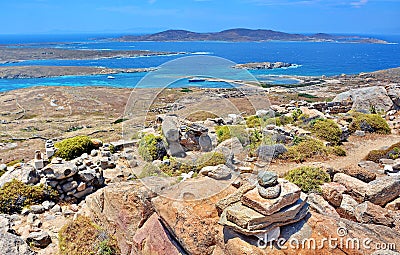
[111,28,389,44]
[233,62,296,70]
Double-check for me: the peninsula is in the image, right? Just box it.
[112,28,389,44]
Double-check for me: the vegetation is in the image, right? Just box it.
[284,166,330,193]
[215,125,249,145]
[291,108,303,121]
[366,142,400,163]
[331,146,347,156]
[59,215,120,255]
[267,115,294,126]
[348,112,390,134]
[312,119,342,145]
[138,134,167,162]
[159,152,226,176]
[0,179,58,214]
[55,136,94,161]
[6,159,23,167]
[186,111,218,122]
[0,169,5,178]
[280,138,329,162]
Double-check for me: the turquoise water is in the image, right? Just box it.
[1,34,399,92]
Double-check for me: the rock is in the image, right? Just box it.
[308,193,340,217]
[30,205,45,214]
[41,201,55,210]
[366,176,400,206]
[26,231,51,248]
[78,169,96,182]
[215,183,256,214]
[85,181,157,255]
[241,179,301,216]
[256,109,274,118]
[0,232,35,255]
[90,149,98,157]
[50,204,61,213]
[76,182,86,192]
[27,213,37,224]
[337,194,359,220]
[299,106,325,119]
[201,164,232,180]
[387,84,400,108]
[257,171,278,187]
[358,160,381,172]
[62,181,78,193]
[257,184,281,199]
[333,86,394,112]
[333,173,368,202]
[355,201,395,227]
[0,215,10,234]
[321,182,346,207]
[0,164,40,188]
[354,130,366,136]
[73,186,94,199]
[338,166,376,183]
[386,197,400,211]
[132,213,184,255]
[41,162,78,180]
[199,134,213,152]
[256,144,287,161]
[380,158,395,165]
[0,164,6,171]
[215,137,243,158]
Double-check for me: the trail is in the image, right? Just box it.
[268,134,400,175]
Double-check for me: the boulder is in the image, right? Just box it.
[321,182,347,207]
[132,213,184,255]
[0,164,40,188]
[358,160,381,172]
[256,144,287,161]
[338,166,376,183]
[256,109,274,118]
[0,233,35,255]
[387,84,400,108]
[30,205,45,214]
[199,134,213,152]
[333,173,367,202]
[41,162,78,180]
[85,181,157,255]
[200,164,232,180]
[215,137,244,158]
[299,106,325,119]
[26,231,51,248]
[355,201,395,227]
[162,116,180,142]
[333,86,394,112]
[337,194,359,220]
[257,171,278,187]
[307,193,340,218]
[366,176,400,206]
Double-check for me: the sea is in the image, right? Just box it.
[0,34,400,92]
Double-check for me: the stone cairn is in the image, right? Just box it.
[218,171,309,243]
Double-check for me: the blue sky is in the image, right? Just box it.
[0,0,399,35]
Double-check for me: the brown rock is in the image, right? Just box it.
[321,182,347,207]
[366,176,400,206]
[85,181,157,255]
[215,182,255,215]
[241,179,301,216]
[337,194,359,221]
[386,197,400,211]
[132,213,184,255]
[333,173,367,202]
[355,201,395,227]
[339,165,376,183]
[307,193,340,218]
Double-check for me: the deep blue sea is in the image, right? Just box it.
[0,34,399,92]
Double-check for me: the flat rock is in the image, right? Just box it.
[215,183,256,214]
[386,197,400,211]
[225,194,307,230]
[0,233,35,255]
[26,231,51,248]
[355,201,395,227]
[338,166,376,183]
[321,182,347,207]
[41,161,78,180]
[333,173,367,202]
[337,194,359,221]
[241,179,301,216]
[132,213,184,255]
[307,193,340,218]
[366,176,400,206]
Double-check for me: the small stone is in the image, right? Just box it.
[42,201,55,210]
[258,171,278,187]
[26,231,52,248]
[27,213,37,224]
[30,205,45,214]
[90,149,98,157]
[76,182,86,192]
[62,181,78,193]
[0,164,6,171]
[354,130,366,137]
[50,204,61,213]
[258,183,281,199]
[239,167,253,174]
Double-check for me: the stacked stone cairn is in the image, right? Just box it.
[218,171,309,243]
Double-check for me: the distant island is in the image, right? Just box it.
[111,28,388,44]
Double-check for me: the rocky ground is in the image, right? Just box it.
[0,67,400,255]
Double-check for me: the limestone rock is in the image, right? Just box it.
[41,162,78,180]
[0,233,35,255]
[321,182,347,207]
[333,173,367,202]
[307,193,340,218]
[132,213,184,255]
[337,194,359,220]
[26,231,51,248]
[241,179,301,216]
[366,176,400,206]
[355,201,395,227]
[333,86,394,112]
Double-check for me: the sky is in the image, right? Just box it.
[0,0,399,35]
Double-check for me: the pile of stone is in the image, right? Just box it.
[218,171,309,243]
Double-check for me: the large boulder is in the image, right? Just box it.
[41,161,78,180]
[333,173,368,202]
[387,84,400,108]
[85,181,157,255]
[0,233,35,255]
[355,201,395,227]
[333,86,394,112]
[0,165,40,188]
[338,166,376,183]
[256,144,287,161]
[365,176,400,206]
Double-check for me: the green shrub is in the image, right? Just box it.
[196,152,226,170]
[265,116,294,126]
[0,179,58,214]
[215,125,249,145]
[55,136,94,160]
[245,115,263,128]
[331,146,347,156]
[59,215,120,255]
[138,134,167,162]
[366,142,400,163]
[349,112,390,134]
[284,166,330,193]
[291,108,303,121]
[280,138,329,162]
[312,119,342,145]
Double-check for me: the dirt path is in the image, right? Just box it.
[268,134,400,176]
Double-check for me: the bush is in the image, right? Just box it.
[55,136,94,160]
[0,179,58,214]
[331,146,347,156]
[280,138,329,162]
[186,111,218,122]
[265,116,294,126]
[312,119,342,145]
[366,142,400,163]
[349,112,390,134]
[196,152,226,170]
[138,134,167,162]
[245,115,263,128]
[284,166,330,193]
[291,108,303,121]
[59,215,120,255]
[215,125,249,145]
